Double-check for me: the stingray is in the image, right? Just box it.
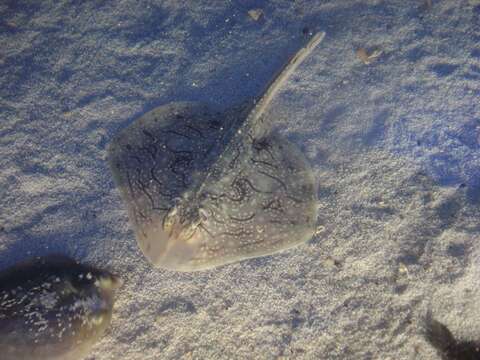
[107,32,325,271]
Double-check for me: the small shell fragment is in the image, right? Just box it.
[248,9,264,21]
[356,48,383,65]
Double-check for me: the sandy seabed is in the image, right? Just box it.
[1,1,479,359]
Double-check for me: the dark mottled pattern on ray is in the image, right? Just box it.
[108,102,317,271]
[108,102,228,234]
[107,33,324,271]
[188,131,317,268]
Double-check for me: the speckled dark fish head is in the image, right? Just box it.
[0,255,122,360]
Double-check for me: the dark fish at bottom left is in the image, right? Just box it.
[0,255,123,360]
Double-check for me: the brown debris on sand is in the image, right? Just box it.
[247,9,263,21]
[356,48,383,65]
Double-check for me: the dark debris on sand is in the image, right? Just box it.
[425,316,480,360]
